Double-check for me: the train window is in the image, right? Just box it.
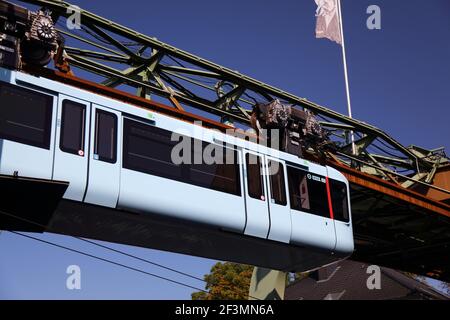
[329,179,349,223]
[246,153,265,201]
[94,109,117,163]
[287,166,329,218]
[0,82,53,149]
[123,118,241,196]
[190,141,241,195]
[268,160,287,206]
[60,100,86,156]
[123,118,181,180]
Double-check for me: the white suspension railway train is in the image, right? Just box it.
[0,66,354,272]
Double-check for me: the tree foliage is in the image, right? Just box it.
[191,262,253,300]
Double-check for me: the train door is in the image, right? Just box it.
[264,156,291,243]
[287,163,337,251]
[53,94,90,201]
[83,104,121,208]
[243,150,270,239]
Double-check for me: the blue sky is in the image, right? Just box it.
[1,0,449,299]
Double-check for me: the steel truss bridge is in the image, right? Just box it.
[2,0,450,282]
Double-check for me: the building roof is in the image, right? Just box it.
[285,259,449,300]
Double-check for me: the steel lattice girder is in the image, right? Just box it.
[10,0,450,195]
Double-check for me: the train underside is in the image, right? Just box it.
[0,174,346,272]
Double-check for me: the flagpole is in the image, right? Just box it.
[337,0,356,155]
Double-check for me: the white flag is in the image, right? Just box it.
[315,0,342,45]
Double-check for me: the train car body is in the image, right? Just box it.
[0,66,353,272]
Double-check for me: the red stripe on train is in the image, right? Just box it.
[326,176,334,220]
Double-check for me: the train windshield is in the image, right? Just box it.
[329,179,350,223]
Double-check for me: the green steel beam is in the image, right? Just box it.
[161,70,256,107]
[102,51,164,87]
[86,23,143,62]
[158,64,221,79]
[64,47,129,63]
[214,85,245,109]
[370,154,414,168]
[67,55,250,122]
[341,135,375,156]
[56,28,128,57]
[319,121,355,131]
